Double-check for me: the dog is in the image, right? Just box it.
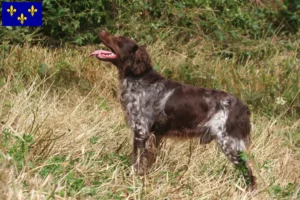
[89,30,256,189]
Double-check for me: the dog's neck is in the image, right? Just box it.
[117,66,154,82]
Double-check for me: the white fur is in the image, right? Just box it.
[205,106,229,138]
[204,101,247,164]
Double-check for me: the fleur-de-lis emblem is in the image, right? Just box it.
[28,5,38,16]
[18,13,27,24]
[7,5,16,16]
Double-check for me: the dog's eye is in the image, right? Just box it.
[117,37,122,41]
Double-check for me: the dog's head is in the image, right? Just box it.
[89,30,152,76]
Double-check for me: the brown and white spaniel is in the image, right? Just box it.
[89,30,256,189]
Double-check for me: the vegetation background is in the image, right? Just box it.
[0,0,299,199]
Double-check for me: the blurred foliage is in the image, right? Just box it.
[0,0,299,45]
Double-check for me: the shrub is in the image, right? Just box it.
[1,0,299,45]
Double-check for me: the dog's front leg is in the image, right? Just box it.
[132,128,156,175]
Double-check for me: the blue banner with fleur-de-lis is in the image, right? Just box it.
[2,2,42,26]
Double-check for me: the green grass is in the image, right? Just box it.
[0,36,299,199]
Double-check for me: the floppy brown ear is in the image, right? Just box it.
[131,45,152,75]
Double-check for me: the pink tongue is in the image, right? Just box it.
[89,50,111,57]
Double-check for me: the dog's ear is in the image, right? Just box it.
[131,45,152,75]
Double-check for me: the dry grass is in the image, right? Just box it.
[0,41,299,199]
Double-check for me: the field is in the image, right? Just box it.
[0,36,299,200]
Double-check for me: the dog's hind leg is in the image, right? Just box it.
[216,134,256,190]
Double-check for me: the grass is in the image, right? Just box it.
[0,37,299,199]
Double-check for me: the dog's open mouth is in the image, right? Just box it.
[89,49,117,60]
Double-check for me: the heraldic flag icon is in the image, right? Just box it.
[2,2,42,26]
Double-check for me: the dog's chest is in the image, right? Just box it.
[120,78,173,127]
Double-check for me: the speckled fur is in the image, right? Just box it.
[120,78,174,147]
